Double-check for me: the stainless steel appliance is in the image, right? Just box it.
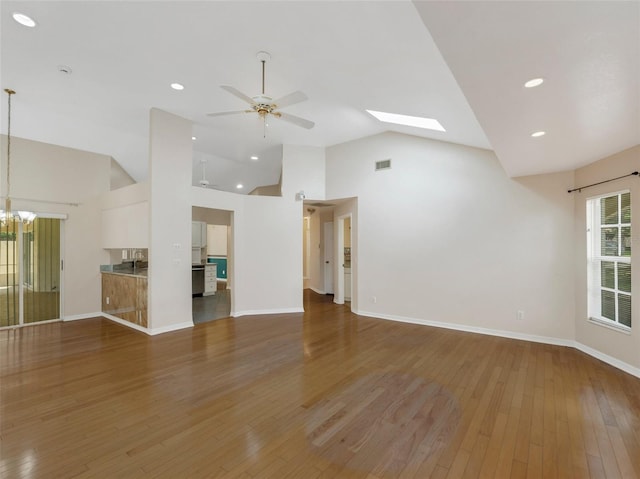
[192,265,205,296]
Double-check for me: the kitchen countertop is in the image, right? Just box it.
[101,270,148,279]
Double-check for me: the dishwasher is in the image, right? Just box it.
[191,265,205,296]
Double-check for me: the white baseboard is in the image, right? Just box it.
[357,309,573,347]
[309,287,326,295]
[102,314,194,336]
[232,307,304,318]
[101,313,150,334]
[63,312,103,322]
[148,321,193,335]
[355,309,639,379]
[573,341,640,379]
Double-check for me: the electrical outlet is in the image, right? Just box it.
[372,296,377,304]
[106,297,110,305]
[517,310,524,320]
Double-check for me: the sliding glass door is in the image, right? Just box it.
[0,217,61,327]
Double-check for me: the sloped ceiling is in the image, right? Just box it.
[1,1,637,193]
[415,1,640,177]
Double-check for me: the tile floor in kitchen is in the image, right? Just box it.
[192,282,230,324]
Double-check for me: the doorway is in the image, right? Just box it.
[191,207,233,324]
[0,217,62,327]
[334,214,352,306]
[323,221,334,294]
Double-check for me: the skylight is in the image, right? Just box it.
[13,12,36,27]
[366,110,445,132]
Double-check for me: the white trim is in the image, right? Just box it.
[31,212,69,220]
[63,312,102,321]
[586,188,630,202]
[101,313,150,334]
[309,286,326,295]
[0,318,62,330]
[73,313,193,336]
[588,316,631,335]
[574,341,640,379]
[357,310,573,346]
[353,309,640,379]
[232,307,304,318]
[148,321,193,335]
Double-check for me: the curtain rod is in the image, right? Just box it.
[568,171,638,193]
[0,195,80,207]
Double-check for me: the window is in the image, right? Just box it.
[587,191,631,329]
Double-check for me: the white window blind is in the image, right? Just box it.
[587,191,631,329]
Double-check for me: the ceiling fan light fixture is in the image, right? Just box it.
[367,110,446,132]
[207,52,314,132]
[13,12,36,27]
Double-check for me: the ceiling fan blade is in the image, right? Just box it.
[220,85,255,105]
[207,110,253,117]
[273,90,308,109]
[275,112,315,129]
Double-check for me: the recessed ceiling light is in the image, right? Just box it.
[170,83,184,91]
[13,12,36,27]
[236,184,244,189]
[366,110,445,132]
[524,78,544,88]
[531,131,546,137]
[250,156,259,160]
[192,136,197,140]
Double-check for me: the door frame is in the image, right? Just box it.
[323,221,334,294]
[334,213,352,306]
[0,213,65,328]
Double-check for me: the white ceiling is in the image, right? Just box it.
[415,1,640,177]
[1,1,637,193]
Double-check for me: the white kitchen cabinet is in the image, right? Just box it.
[203,263,217,296]
[191,221,207,248]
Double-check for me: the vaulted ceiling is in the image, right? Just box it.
[1,1,638,194]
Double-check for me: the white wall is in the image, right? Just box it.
[574,145,639,370]
[1,136,113,318]
[100,183,149,249]
[148,109,193,333]
[192,173,303,317]
[326,132,576,341]
[282,145,326,201]
[192,206,231,226]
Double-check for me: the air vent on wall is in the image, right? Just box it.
[375,159,392,171]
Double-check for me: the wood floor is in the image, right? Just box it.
[1,291,639,478]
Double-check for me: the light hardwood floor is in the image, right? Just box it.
[1,291,639,478]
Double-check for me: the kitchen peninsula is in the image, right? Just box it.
[101,260,148,328]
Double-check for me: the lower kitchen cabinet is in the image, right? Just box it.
[203,264,217,296]
[102,272,148,327]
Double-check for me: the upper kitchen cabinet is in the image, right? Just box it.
[101,201,149,248]
[192,221,207,248]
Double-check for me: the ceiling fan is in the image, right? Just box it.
[207,51,314,134]
[198,159,218,189]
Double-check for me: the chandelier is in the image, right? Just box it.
[1,88,36,225]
